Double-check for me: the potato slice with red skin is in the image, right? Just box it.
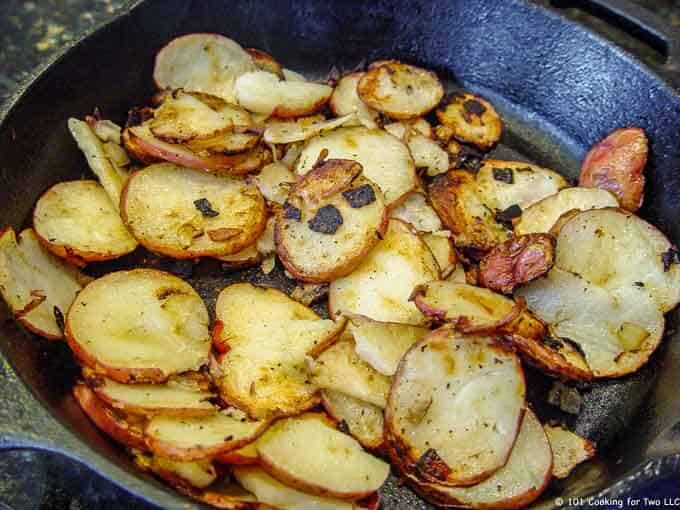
[401,410,552,510]
[256,413,390,499]
[72,383,147,451]
[385,328,526,487]
[357,61,443,119]
[545,425,596,479]
[66,269,211,384]
[321,390,385,451]
[330,73,379,128]
[132,450,217,490]
[436,92,502,150]
[579,127,648,212]
[478,234,555,294]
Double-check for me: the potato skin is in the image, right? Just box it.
[579,127,647,212]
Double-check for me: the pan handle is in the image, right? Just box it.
[550,0,680,88]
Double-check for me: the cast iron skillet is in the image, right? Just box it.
[0,0,679,508]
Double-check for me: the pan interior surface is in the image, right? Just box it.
[0,0,678,508]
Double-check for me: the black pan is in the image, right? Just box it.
[0,0,679,508]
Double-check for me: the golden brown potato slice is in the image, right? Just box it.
[436,92,502,150]
[514,187,618,236]
[307,336,391,408]
[133,450,217,489]
[422,232,457,278]
[145,407,269,461]
[211,283,346,419]
[153,34,255,103]
[33,180,137,266]
[329,219,439,326]
[403,410,552,510]
[385,328,526,487]
[330,73,379,128]
[544,425,596,479]
[235,71,333,118]
[357,61,443,119]
[66,269,210,383]
[121,163,266,259]
[0,228,87,340]
[250,162,296,205]
[264,114,355,144]
[321,390,385,450]
[390,192,442,233]
[276,159,388,283]
[255,413,390,499]
[295,127,417,206]
[217,441,259,466]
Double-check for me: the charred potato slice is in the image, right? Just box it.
[276,159,388,283]
[329,219,439,326]
[0,228,87,340]
[579,127,648,212]
[255,413,390,499]
[390,192,443,233]
[121,163,266,259]
[295,127,417,206]
[357,61,443,119]
[66,269,210,383]
[385,328,526,487]
[153,34,255,103]
[321,390,385,450]
[34,180,137,265]
[435,92,502,150]
[544,425,596,480]
[211,283,345,419]
[133,450,217,489]
[330,73,379,128]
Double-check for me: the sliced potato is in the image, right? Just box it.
[85,369,216,416]
[250,162,296,204]
[386,328,526,487]
[282,68,307,82]
[321,390,385,450]
[256,413,390,499]
[405,410,552,510]
[72,383,146,450]
[408,133,449,177]
[545,425,596,479]
[308,336,391,408]
[235,71,333,118]
[264,114,355,144]
[211,283,346,419]
[390,192,442,233]
[33,180,137,265]
[217,441,259,466]
[295,127,417,206]
[357,61,443,119]
[133,450,217,489]
[514,187,618,236]
[178,478,260,509]
[121,163,266,259]
[290,282,329,306]
[329,73,379,128]
[153,33,255,103]
[66,269,210,383]
[0,228,86,339]
[422,232,457,278]
[145,407,269,461]
[215,244,262,268]
[435,92,502,150]
[276,159,388,282]
[329,219,439,326]
[347,313,428,376]
[247,48,284,78]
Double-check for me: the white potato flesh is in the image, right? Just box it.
[329,219,439,326]
[515,187,618,236]
[235,71,332,118]
[422,232,457,278]
[133,451,217,489]
[211,283,345,419]
[295,127,417,206]
[390,192,442,233]
[34,181,137,263]
[308,337,391,408]
[386,329,526,486]
[121,163,266,258]
[348,314,428,376]
[264,114,355,144]
[145,407,268,460]
[0,228,85,339]
[251,162,296,204]
[66,269,210,382]
[234,466,356,510]
[153,34,255,103]
[68,118,126,208]
[256,413,390,499]
[408,410,552,509]
[330,73,379,128]
[282,68,307,82]
[544,425,596,479]
[408,134,449,177]
[555,208,680,313]
[321,390,385,450]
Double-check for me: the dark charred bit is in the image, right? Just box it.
[661,247,679,272]
[126,106,154,128]
[415,448,452,482]
[463,99,486,116]
[193,198,220,218]
[308,205,343,234]
[53,306,65,332]
[283,202,302,222]
[337,419,351,435]
[561,336,587,359]
[492,167,514,184]
[461,155,482,173]
[343,184,376,208]
[494,204,522,229]
[543,337,563,350]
